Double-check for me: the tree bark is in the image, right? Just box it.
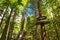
[7,8,17,40]
[35,0,47,40]
[0,8,13,40]
[16,10,25,40]
[40,24,47,40]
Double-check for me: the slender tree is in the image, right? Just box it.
[16,0,29,40]
[34,0,40,40]
[7,0,23,40]
[7,7,16,40]
[35,0,48,40]
[0,7,13,40]
[16,9,25,40]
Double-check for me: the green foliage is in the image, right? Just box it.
[0,0,60,40]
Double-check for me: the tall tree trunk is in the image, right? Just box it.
[16,10,25,40]
[35,0,47,40]
[38,1,47,40]
[35,0,40,40]
[40,24,47,40]
[0,8,13,40]
[16,1,28,40]
[7,8,17,40]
